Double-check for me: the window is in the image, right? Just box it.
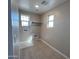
[21,14,30,26]
[47,15,54,28]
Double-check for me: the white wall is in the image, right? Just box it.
[41,1,70,57]
[19,10,41,42]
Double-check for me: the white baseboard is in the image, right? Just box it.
[40,39,69,59]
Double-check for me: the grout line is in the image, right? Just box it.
[40,39,70,59]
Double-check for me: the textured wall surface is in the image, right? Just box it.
[41,1,70,57]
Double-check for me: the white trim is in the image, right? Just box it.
[40,39,69,59]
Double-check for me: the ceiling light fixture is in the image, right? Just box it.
[35,5,39,8]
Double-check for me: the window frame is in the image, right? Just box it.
[21,14,30,27]
[47,15,54,28]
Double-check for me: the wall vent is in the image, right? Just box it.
[41,1,48,5]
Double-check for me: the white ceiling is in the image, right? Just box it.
[11,0,69,14]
